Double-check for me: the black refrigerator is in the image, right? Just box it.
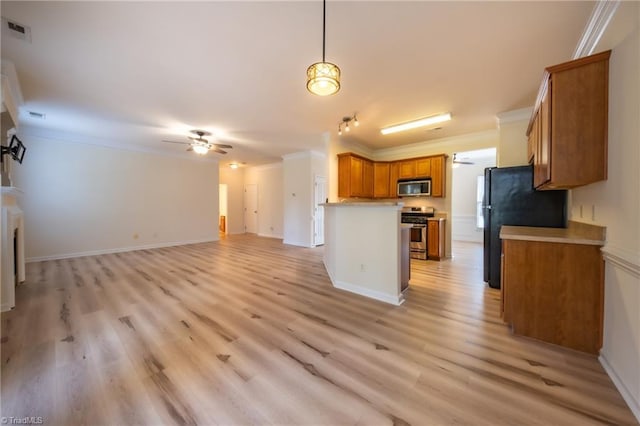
[483,165,567,289]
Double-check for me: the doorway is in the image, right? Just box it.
[244,184,258,234]
[219,184,228,237]
[313,175,326,246]
[451,148,496,244]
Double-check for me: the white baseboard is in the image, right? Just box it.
[333,279,405,306]
[599,353,640,423]
[26,238,219,262]
[1,301,14,313]
[258,233,284,240]
[283,239,312,248]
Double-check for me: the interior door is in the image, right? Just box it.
[244,184,258,234]
[313,176,326,246]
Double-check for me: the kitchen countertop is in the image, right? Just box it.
[322,201,404,207]
[500,221,606,246]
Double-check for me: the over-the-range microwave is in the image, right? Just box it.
[397,178,431,197]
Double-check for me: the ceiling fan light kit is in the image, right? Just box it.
[307,0,340,96]
[161,129,233,155]
[381,112,452,135]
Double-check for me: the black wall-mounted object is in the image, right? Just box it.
[1,134,26,164]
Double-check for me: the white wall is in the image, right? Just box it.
[496,108,532,167]
[283,153,313,247]
[570,3,640,419]
[244,163,283,238]
[451,156,496,243]
[219,166,245,234]
[13,135,219,261]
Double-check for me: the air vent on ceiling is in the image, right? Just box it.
[28,111,45,119]
[2,17,32,43]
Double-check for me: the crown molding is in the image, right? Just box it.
[573,0,621,58]
[18,126,219,163]
[495,107,534,126]
[249,162,283,171]
[282,150,325,161]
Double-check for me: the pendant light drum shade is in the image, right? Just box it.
[307,61,340,96]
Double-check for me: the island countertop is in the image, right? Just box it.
[321,201,403,207]
[500,221,606,246]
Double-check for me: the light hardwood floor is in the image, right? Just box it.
[1,235,636,425]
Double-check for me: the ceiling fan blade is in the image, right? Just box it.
[186,146,193,151]
[212,143,233,149]
[162,140,190,145]
[211,147,227,154]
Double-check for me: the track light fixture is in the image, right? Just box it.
[337,114,359,136]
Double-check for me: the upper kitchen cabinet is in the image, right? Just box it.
[338,152,447,199]
[338,153,374,198]
[398,160,417,179]
[373,162,392,198]
[429,155,445,197]
[527,50,610,190]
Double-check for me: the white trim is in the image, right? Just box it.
[26,238,218,263]
[18,126,220,163]
[282,150,325,161]
[333,279,405,306]
[599,354,640,423]
[249,162,282,171]
[372,129,498,160]
[601,244,640,278]
[495,107,534,126]
[573,0,621,59]
[257,233,283,240]
[282,239,312,248]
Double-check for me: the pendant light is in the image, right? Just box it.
[306,0,341,96]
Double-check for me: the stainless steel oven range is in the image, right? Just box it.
[401,206,435,260]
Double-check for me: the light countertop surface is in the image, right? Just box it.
[322,201,403,207]
[500,221,606,246]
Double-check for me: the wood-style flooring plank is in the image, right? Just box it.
[1,235,636,425]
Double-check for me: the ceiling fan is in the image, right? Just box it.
[452,153,474,165]
[162,130,233,155]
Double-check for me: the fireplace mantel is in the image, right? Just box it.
[1,186,25,312]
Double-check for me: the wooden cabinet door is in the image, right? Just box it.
[389,162,399,197]
[398,160,416,179]
[350,156,364,196]
[527,111,538,164]
[430,155,445,197]
[337,154,351,198]
[416,158,431,178]
[427,220,440,259]
[362,159,374,198]
[534,82,552,188]
[373,162,390,198]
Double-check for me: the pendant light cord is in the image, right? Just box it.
[322,0,326,62]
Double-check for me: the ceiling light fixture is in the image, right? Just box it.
[306,0,340,96]
[380,112,452,135]
[229,163,239,169]
[192,144,208,155]
[338,114,359,136]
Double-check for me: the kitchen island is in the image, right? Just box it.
[322,202,409,305]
